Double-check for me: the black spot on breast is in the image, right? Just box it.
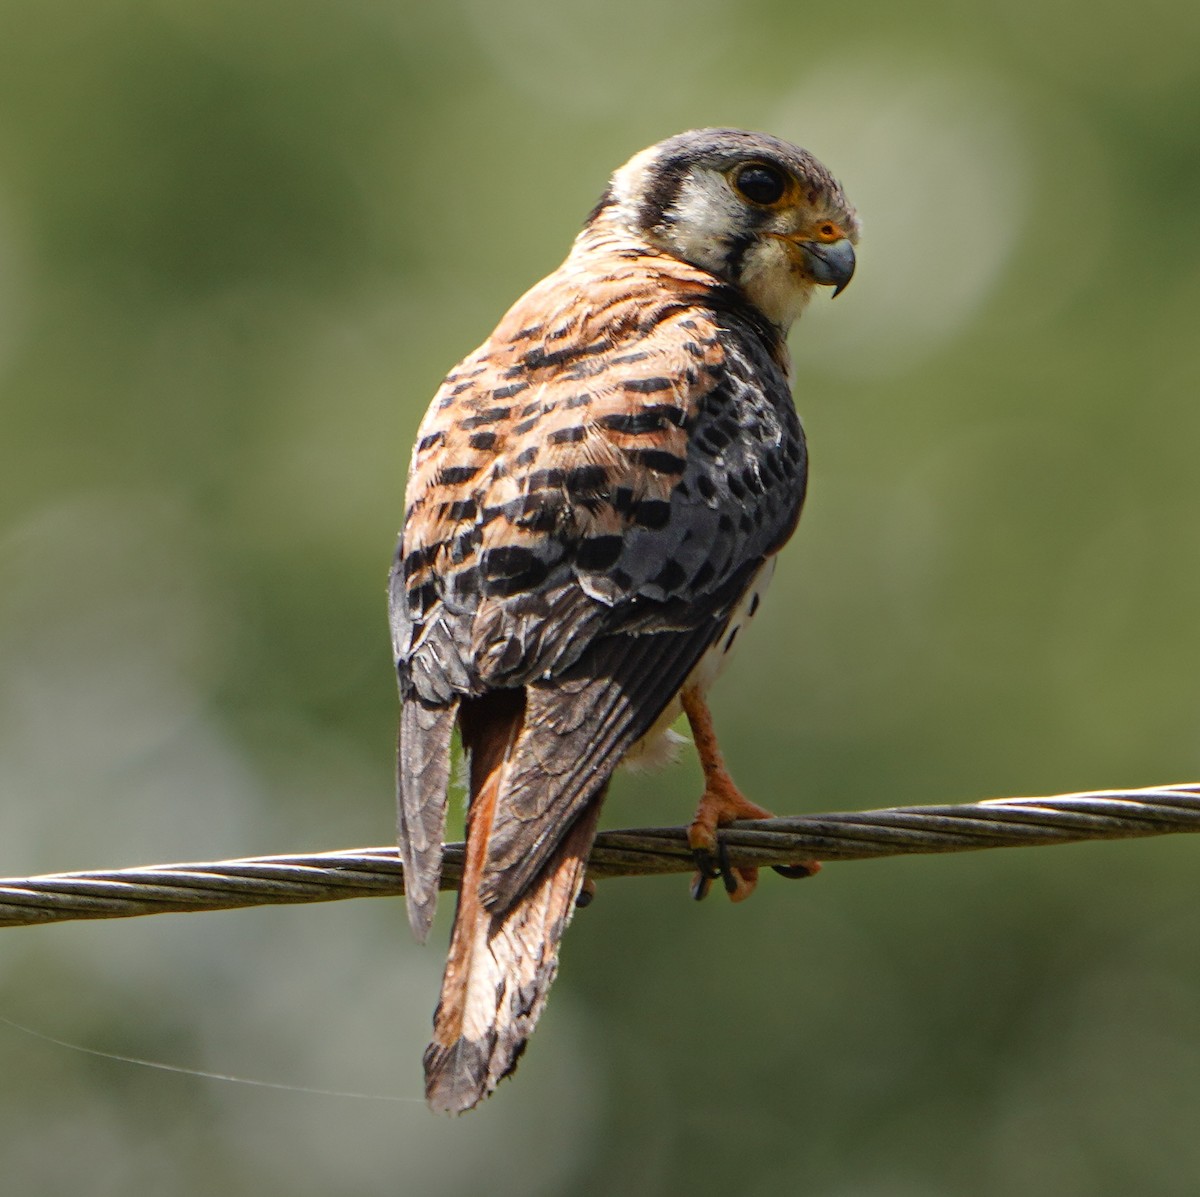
[462,407,512,429]
[695,474,717,502]
[406,579,439,615]
[564,465,608,494]
[761,452,788,483]
[439,464,481,486]
[449,526,481,564]
[443,498,478,522]
[523,340,607,372]
[527,468,565,491]
[502,494,560,533]
[596,405,685,435]
[576,535,623,571]
[513,415,541,435]
[448,567,480,602]
[513,446,539,467]
[491,382,529,400]
[418,431,445,452]
[624,376,674,394]
[562,360,608,381]
[547,425,588,445]
[402,543,436,580]
[651,559,687,592]
[633,449,687,476]
[481,545,550,595]
[469,431,498,451]
[633,498,671,529]
[695,424,733,454]
[563,393,592,410]
[740,466,764,496]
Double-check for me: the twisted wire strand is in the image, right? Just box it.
[2,783,1197,929]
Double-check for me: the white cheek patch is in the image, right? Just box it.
[658,169,745,275]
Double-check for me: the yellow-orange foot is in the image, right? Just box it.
[687,779,772,902]
[681,686,821,903]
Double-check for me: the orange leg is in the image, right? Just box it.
[681,686,820,902]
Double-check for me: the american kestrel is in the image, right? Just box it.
[390,128,858,1113]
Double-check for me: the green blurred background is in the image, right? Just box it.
[2,0,1199,1193]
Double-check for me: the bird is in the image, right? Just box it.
[389,127,858,1114]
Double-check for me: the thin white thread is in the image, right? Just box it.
[0,1014,422,1104]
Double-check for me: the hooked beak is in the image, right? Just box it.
[799,238,856,297]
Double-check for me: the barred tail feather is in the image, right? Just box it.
[423,691,602,1113]
[397,697,458,943]
[424,797,601,1114]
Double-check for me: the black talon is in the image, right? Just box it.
[692,847,721,880]
[773,863,817,879]
[719,840,738,894]
[575,888,594,909]
[690,873,713,901]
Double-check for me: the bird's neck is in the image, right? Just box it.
[568,220,793,367]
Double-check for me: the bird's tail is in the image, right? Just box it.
[423,694,601,1114]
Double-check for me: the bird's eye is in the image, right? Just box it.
[733,163,787,205]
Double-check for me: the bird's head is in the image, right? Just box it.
[591,128,859,332]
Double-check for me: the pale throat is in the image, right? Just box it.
[736,239,814,333]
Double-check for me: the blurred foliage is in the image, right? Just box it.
[1,0,1200,1193]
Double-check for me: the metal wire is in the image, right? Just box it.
[2,783,1197,929]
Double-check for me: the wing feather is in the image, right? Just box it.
[392,229,805,935]
[478,615,738,912]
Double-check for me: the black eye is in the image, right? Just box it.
[733,163,786,205]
